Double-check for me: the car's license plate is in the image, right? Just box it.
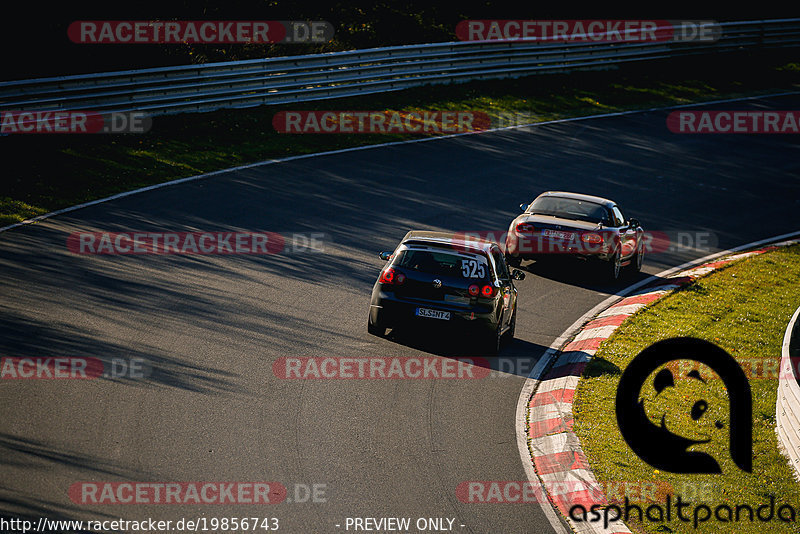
[542,229,575,240]
[416,308,451,320]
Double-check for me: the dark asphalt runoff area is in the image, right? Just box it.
[1,94,798,534]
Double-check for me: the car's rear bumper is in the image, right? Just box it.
[506,234,615,262]
[369,290,499,334]
[509,251,615,263]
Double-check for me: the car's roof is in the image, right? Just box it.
[400,231,495,254]
[536,191,616,208]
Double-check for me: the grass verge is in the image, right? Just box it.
[572,244,800,533]
[2,51,799,227]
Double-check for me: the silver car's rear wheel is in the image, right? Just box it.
[606,249,622,281]
[632,241,644,273]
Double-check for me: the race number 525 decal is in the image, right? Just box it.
[461,259,485,278]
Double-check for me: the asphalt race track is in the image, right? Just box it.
[1,94,799,534]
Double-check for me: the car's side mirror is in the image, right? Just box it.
[519,203,529,212]
[378,251,392,261]
[511,269,526,280]
[628,218,640,228]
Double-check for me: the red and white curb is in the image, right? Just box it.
[523,239,800,534]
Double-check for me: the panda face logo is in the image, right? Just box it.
[615,337,752,474]
[643,365,727,445]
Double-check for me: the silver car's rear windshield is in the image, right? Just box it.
[528,196,610,224]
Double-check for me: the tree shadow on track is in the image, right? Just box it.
[377,324,551,379]
[516,256,655,293]
[0,312,242,394]
[0,434,150,479]
[0,433,151,530]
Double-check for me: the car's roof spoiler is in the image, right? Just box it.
[401,230,495,253]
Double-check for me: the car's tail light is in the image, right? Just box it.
[582,232,603,244]
[379,267,405,285]
[516,222,536,233]
[378,268,393,284]
[481,285,496,298]
[468,284,480,297]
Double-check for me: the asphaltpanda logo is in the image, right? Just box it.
[615,337,752,473]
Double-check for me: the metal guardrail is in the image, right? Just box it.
[777,304,800,480]
[1,19,799,116]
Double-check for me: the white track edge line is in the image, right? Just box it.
[2,90,798,235]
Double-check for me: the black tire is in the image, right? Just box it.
[483,324,502,356]
[605,249,622,281]
[505,305,516,345]
[367,318,386,337]
[627,241,644,275]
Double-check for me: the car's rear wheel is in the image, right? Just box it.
[505,305,517,344]
[483,324,502,356]
[367,317,386,337]
[606,249,622,281]
[628,241,644,275]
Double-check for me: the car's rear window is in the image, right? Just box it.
[528,196,610,224]
[392,249,490,279]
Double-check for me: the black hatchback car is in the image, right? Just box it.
[368,231,525,355]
